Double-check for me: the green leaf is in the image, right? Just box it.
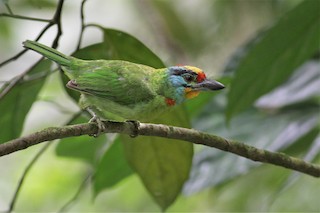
[73,27,164,68]
[55,114,107,164]
[0,59,50,143]
[121,107,193,211]
[93,137,133,195]
[226,0,320,120]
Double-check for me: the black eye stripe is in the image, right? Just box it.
[171,68,197,76]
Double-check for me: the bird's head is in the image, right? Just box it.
[168,66,225,102]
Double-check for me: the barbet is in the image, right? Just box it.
[23,40,224,128]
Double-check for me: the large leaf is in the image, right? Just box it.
[121,107,193,211]
[55,114,107,165]
[226,0,320,120]
[0,59,50,143]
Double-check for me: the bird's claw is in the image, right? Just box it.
[126,120,140,138]
[89,115,106,137]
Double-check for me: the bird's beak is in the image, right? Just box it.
[192,79,225,91]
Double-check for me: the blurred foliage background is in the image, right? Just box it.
[0,0,319,212]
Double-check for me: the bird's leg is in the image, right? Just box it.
[125,120,140,138]
[86,107,106,137]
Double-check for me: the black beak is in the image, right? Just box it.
[192,79,225,91]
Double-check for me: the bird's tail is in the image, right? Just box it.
[23,40,71,67]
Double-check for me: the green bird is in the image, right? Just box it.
[23,40,224,130]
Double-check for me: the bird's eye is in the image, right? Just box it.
[183,74,194,82]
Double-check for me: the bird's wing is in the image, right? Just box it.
[71,60,157,106]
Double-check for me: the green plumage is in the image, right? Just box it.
[74,60,170,121]
[23,40,173,121]
[23,40,224,122]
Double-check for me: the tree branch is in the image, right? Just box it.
[0,121,319,178]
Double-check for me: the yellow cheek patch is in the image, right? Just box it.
[185,88,200,99]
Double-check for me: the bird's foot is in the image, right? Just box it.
[89,115,106,137]
[126,120,140,138]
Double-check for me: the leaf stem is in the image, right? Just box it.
[0,13,51,22]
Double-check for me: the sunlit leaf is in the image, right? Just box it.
[121,107,193,211]
[0,59,50,143]
[226,0,320,120]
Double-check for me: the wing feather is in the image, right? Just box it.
[72,60,157,106]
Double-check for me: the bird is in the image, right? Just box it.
[23,40,224,133]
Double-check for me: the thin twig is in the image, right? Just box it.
[4,3,13,15]
[51,0,64,48]
[21,68,57,83]
[4,142,53,213]
[0,0,65,99]
[3,112,82,213]
[0,75,21,99]
[0,49,28,68]
[0,0,64,67]
[0,58,43,100]
[0,121,319,177]
[76,0,88,50]
[57,173,92,213]
[0,59,52,98]
[0,13,51,22]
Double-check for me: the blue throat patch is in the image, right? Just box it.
[167,67,187,104]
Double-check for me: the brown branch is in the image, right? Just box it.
[0,121,319,178]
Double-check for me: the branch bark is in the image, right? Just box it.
[0,121,319,177]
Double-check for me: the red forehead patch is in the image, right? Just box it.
[196,72,206,82]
